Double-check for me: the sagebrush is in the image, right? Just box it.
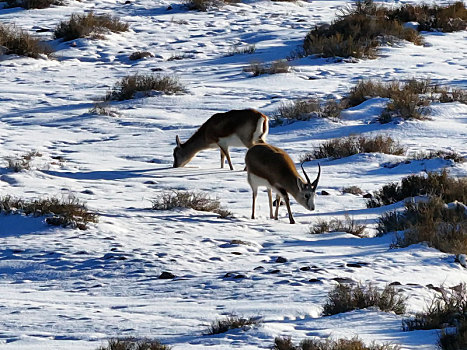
[97,338,171,350]
[105,74,185,101]
[207,315,260,335]
[244,60,289,76]
[0,23,53,58]
[378,197,467,255]
[303,0,422,59]
[301,135,404,161]
[0,195,98,230]
[54,12,129,41]
[322,282,406,316]
[273,335,400,350]
[152,190,231,218]
[4,0,62,8]
[310,215,366,237]
[403,283,467,331]
[367,170,467,208]
[274,98,342,123]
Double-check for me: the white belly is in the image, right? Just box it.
[218,133,245,148]
[248,173,272,190]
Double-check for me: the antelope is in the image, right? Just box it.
[245,143,321,224]
[173,109,269,170]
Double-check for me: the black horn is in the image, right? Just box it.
[300,162,311,184]
[311,163,321,190]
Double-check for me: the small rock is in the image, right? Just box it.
[166,5,173,10]
[456,254,467,268]
[363,193,373,199]
[269,269,281,274]
[234,274,246,279]
[254,266,264,270]
[308,278,322,283]
[275,257,287,263]
[159,272,176,279]
[389,281,401,286]
[333,277,354,284]
[321,190,330,196]
[300,266,311,271]
[347,263,363,268]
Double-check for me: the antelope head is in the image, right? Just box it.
[295,163,321,211]
[173,135,190,168]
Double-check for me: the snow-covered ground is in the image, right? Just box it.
[0,0,466,348]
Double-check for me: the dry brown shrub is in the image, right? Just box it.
[207,315,260,335]
[97,338,171,350]
[152,190,231,218]
[323,282,406,316]
[0,194,98,230]
[0,23,53,58]
[310,215,366,237]
[105,74,185,101]
[379,197,467,254]
[302,135,404,161]
[303,0,422,59]
[54,12,129,41]
[368,170,467,208]
[244,60,290,76]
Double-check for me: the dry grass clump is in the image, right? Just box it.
[403,284,467,332]
[227,44,256,56]
[54,12,129,41]
[410,150,465,163]
[347,79,466,108]
[4,151,42,172]
[342,186,364,195]
[129,51,153,61]
[0,23,53,58]
[345,78,466,122]
[439,318,467,350]
[152,190,231,218]
[273,336,400,350]
[322,282,406,316]
[105,74,185,101]
[206,315,261,335]
[310,215,366,237]
[301,135,404,161]
[89,102,121,117]
[183,0,237,11]
[387,2,467,33]
[303,0,422,59]
[4,0,62,9]
[367,170,467,208]
[347,79,430,122]
[97,338,171,350]
[274,98,342,124]
[244,60,290,76]
[0,194,98,230]
[378,197,467,254]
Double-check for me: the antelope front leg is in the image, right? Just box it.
[220,149,225,168]
[274,194,281,220]
[219,145,234,170]
[282,193,295,224]
[251,189,257,219]
[267,189,274,219]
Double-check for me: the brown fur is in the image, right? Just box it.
[174,109,268,169]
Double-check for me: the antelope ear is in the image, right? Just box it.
[297,178,304,191]
[176,135,181,147]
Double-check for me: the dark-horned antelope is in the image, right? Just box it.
[245,143,321,224]
[173,109,269,170]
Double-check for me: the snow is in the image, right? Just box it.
[1,0,467,349]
